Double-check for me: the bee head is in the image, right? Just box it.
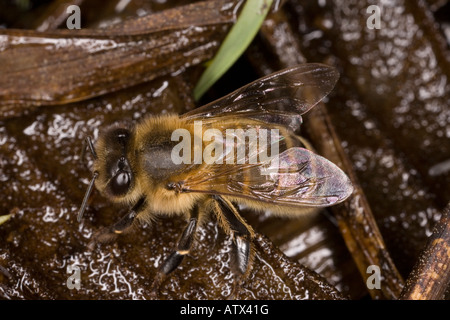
[77,124,135,222]
[95,126,135,198]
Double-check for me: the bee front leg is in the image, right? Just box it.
[88,197,146,250]
[149,205,199,296]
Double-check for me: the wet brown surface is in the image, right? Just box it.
[0,0,449,299]
[0,72,344,299]
[251,0,449,298]
[284,0,449,277]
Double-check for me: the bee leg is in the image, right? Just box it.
[149,205,199,297]
[212,196,255,298]
[229,234,254,299]
[88,197,146,250]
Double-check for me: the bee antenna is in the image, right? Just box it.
[77,171,99,222]
[86,136,98,159]
[81,136,98,169]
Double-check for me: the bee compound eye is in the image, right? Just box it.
[110,171,131,195]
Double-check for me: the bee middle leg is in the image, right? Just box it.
[149,204,199,296]
[88,196,146,249]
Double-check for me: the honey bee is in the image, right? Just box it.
[78,63,353,294]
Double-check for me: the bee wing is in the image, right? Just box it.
[183,63,339,130]
[180,147,353,207]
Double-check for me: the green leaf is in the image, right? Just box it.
[0,214,11,226]
[193,0,273,101]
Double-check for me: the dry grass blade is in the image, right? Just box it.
[0,0,240,119]
[306,106,405,299]
[400,202,450,300]
[255,8,405,299]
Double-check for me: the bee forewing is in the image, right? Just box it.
[178,63,349,208]
[264,148,354,206]
[181,147,353,208]
[183,63,339,125]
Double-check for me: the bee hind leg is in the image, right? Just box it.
[87,196,146,250]
[212,195,255,299]
[149,205,199,297]
[229,234,254,299]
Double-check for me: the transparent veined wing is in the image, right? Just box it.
[178,147,353,208]
[183,63,339,131]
